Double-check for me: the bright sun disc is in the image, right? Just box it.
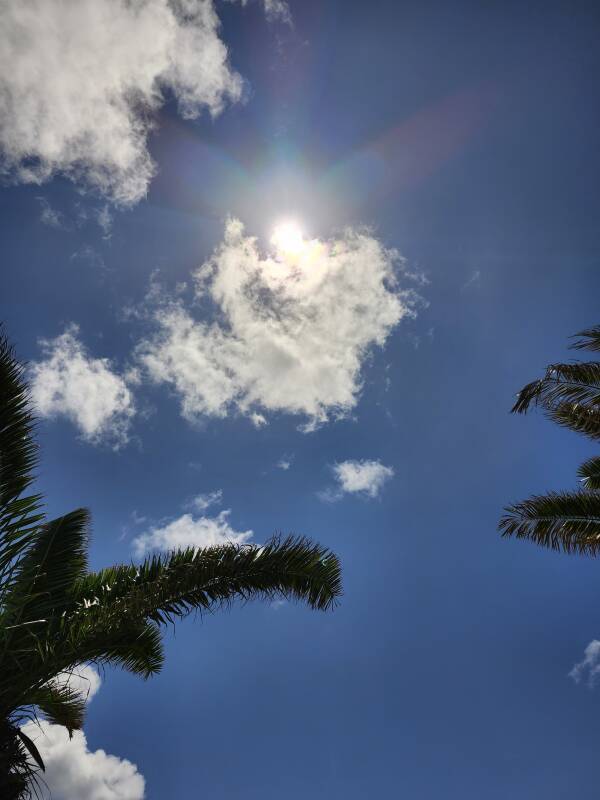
[271,221,305,256]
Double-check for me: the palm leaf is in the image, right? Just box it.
[499,491,600,554]
[577,455,600,491]
[512,362,600,415]
[73,536,342,629]
[547,402,600,441]
[572,325,600,352]
[27,683,86,736]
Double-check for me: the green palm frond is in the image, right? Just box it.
[500,491,600,554]
[512,362,600,415]
[577,455,600,491]
[572,325,600,352]
[74,536,342,628]
[7,509,89,621]
[27,683,86,736]
[0,335,44,596]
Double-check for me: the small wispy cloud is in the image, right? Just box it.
[277,454,294,471]
[37,197,64,229]
[188,489,223,512]
[461,270,481,292]
[320,459,394,502]
[569,640,600,687]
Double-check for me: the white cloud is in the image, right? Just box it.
[30,326,135,447]
[138,218,416,430]
[321,459,394,501]
[277,456,293,471]
[22,665,144,800]
[21,722,145,800]
[234,0,292,23]
[52,665,102,705]
[569,640,600,687]
[0,0,244,205]
[132,509,253,556]
[189,489,223,511]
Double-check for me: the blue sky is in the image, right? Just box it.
[2,0,600,797]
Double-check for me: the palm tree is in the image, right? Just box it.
[0,333,342,798]
[499,324,600,553]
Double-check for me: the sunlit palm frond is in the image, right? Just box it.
[499,491,600,554]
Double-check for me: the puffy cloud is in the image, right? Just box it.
[52,665,102,704]
[138,218,416,430]
[132,509,253,556]
[21,722,145,800]
[569,640,600,687]
[30,326,135,447]
[0,0,243,205]
[21,665,145,800]
[321,459,394,501]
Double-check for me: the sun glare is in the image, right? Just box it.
[270,221,305,256]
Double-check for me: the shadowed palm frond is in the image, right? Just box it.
[577,455,600,491]
[500,491,600,554]
[0,335,44,597]
[547,402,600,441]
[27,683,86,736]
[73,536,342,628]
[572,325,600,352]
[511,362,600,415]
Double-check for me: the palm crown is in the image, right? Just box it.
[0,333,342,798]
[499,325,600,553]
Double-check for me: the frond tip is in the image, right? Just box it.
[499,491,600,555]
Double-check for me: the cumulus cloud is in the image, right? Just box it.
[30,326,135,447]
[321,459,394,501]
[0,0,244,205]
[52,664,102,704]
[569,640,600,687]
[138,218,416,430]
[132,509,253,556]
[20,665,145,800]
[21,722,145,800]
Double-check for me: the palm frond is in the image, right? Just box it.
[547,402,600,441]
[74,536,342,629]
[499,491,600,554]
[0,335,44,597]
[512,362,600,414]
[5,509,89,625]
[26,683,86,736]
[577,455,600,491]
[572,325,600,352]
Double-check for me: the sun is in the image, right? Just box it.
[270,221,305,257]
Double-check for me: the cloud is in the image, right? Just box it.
[234,0,292,23]
[37,197,64,229]
[30,326,135,447]
[277,455,293,471]
[21,723,145,800]
[21,665,145,800]
[321,459,394,501]
[461,270,481,292]
[138,218,417,430]
[52,665,102,704]
[132,509,253,556]
[0,0,244,205]
[189,489,223,511]
[569,640,600,687]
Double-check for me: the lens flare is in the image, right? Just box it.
[270,221,305,256]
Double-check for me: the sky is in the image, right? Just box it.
[1,0,600,797]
